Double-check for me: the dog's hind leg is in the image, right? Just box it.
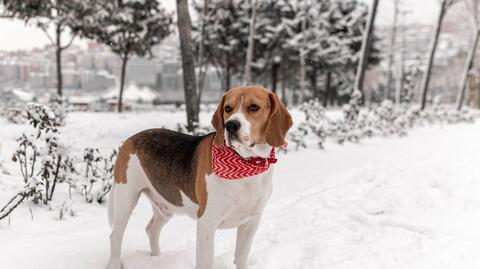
[145,202,171,256]
[107,155,146,269]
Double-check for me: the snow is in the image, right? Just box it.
[11,89,34,102]
[103,84,159,102]
[1,110,480,269]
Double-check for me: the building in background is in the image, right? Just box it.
[0,36,223,105]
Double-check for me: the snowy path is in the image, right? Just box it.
[1,113,480,269]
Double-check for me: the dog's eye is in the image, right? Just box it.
[224,105,232,113]
[248,104,260,112]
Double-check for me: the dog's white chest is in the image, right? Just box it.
[204,168,274,229]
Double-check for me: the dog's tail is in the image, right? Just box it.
[107,183,115,227]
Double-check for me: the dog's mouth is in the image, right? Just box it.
[226,133,254,148]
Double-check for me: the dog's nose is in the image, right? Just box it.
[225,120,241,134]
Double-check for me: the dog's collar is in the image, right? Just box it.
[211,144,276,180]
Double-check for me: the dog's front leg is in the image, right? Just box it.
[196,219,217,269]
[234,215,262,269]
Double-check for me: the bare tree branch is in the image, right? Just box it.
[38,24,55,46]
[60,34,77,50]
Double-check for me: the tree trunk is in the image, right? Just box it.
[395,52,404,105]
[353,0,379,103]
[226,62,231,91]
[177,0,199,131]
[330,87,337,106]
[196,0,208,110]
[244,0,257,85]
[281,64,288,105]
[272,63,278,93]
[299,0,308,104]
[323,71,332,107]
[118,55,128,113]
[386,0,399,100]
[419,0,448,110]
[456,30,480,110]
[309,68,318,99]
[55,25,63,97]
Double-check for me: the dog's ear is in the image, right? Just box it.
[211,94,226,146]
[265,92,293,147]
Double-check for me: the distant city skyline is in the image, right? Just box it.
[0,0,439,51]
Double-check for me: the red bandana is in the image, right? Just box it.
[211,144,277,180]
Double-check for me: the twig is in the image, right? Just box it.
[49,155,62,201]
[0,189,34,221]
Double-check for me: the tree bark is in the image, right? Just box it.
[196,0,208,110]
[419,0,448,110]
[281,63,288,105]
[395,51,404,105]
[244,0,257,85]
[55,25,63,97]
[271,63,278,93]
[299,0,308,104]
[353,0,379,103]
[118,55,128,113]
[331,87,337,106]
[323,71,332,107]
[177,0,199,131]
[226,62,231,91]
[386,0,399,100]
[309,68,318,99]
[456,30,480,110]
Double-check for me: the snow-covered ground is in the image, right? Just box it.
[1,111,480,269]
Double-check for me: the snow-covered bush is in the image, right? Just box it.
[13,103,68,204]
[0,101,28,124]
[1,103,71,220]
[77,148,117,204]
[288,94,479,151]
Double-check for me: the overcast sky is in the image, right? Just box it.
[0,0,439,51]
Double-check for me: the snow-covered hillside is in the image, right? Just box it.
[1,111,480,269]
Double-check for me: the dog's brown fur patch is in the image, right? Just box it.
[113,139,135,184]
[195,135,213,218]
[113,129,213,209]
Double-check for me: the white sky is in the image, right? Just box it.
[0,0,438,51]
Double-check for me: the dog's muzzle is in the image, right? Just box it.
[225,119,241,135]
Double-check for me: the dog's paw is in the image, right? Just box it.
[150,249,161,257]
[106,261,122,269]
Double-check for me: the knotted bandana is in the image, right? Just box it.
[212,144,277,180]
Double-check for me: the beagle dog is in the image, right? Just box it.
[106,86,293,269]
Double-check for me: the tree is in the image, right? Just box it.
[386,0,399,100]
[196,0,209,110]
[353,0,379,103]
[246,0,297,93]
[287,0,381,106]
[244,0,258,84]
[193,0,250,91]
[177,0,200,130]
[456,0,480,110]
[70,0,172,113]
[419,0,458,110]
[1,0,82,96]
[299,0,308,104]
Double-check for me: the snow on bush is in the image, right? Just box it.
[1,103,66,220]
[77,148,117,204]
[0,101,116,221]
[0,101,28,124]
[289,97,479,151]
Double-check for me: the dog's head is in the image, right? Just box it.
[211,86,293,149]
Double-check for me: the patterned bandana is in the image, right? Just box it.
[211,144,277,180]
